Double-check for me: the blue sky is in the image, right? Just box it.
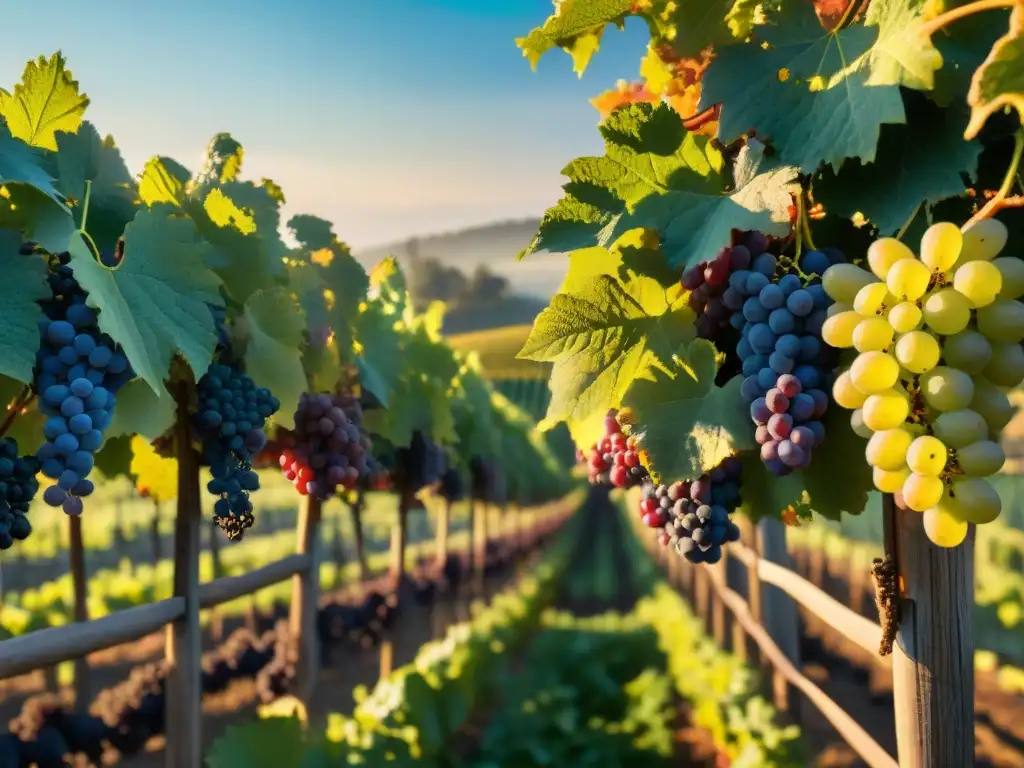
[0,0,649,248]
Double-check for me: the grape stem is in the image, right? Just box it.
[895,203,921,241]
[0,386,35,437]
[963,128,1024,230]
[920,0,1018,37]
[681,104,720,131]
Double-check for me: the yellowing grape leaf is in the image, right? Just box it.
[0,230,50,384]
[591,81,659,121]
[138,157,191,207]
[68,206,224,394]
[0,53,89,150]
[701,0,940,172]
[965,4,1024,139]
[516,0,634,73]
[522,102,796,270]
[130,435,178,503]
[195,133,245,188]
[738,405,872,521]
[105,378,176,441]
[622,339,754,479]
[243,288,307,430]
[518,255,695,448]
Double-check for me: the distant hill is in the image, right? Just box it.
[353,218,568,302]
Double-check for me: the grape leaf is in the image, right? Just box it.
[738,405,872,521]
[700,1,914,173]
[130,435,178,503]
[0,52,89,150]
[516,0,634,74]
[93,434,133,481]
[218,180,288,275]
[622,339,754,480]
[67,206,224,394]
[518,253,695,448]
[194,132,245,189]
[930,0,1009,106]
[0,376,44,454]
[206,714,307,768]
[522,102,796,269]
[863,0,943,92]
[106,378,176,440]
[0,124,66,208]
[243,288,307,430]
[0,230,49,384]
[965,4,1024,139]
[814,93,980,235]
[355,301,402,408]
[138,157,191,207]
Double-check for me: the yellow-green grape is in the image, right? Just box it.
[888,302,922,333]
[957,440,1005,476]
[942,330,992,374]
[923,499,969,547]
[957,217,1008,265]
[853,317,895,353]
[873,466,909,494]
[970,380,1015,431]
[920,221,963,272]
[822,311,863,349]
[887,258,932,302]
[853,282,893,316]
[866,427,913,470]
[977,299,1024,342]
[850,350,900,394]
[906,435,948,475]
[827,301,853,318]
[867,238,915,280]
[922,289,971,335]
[862,389,910,431]
[822,264,878,303]
[903,473,945,511]
[920,367,974,412]
[993,256,1024,299]
[833,370,868,409]
[933,409,988,448]
[982,342,1024,387]
[953,261,1002,308]
[894,330,940,374]
[951,477,1002,524]
[851,409,874,438]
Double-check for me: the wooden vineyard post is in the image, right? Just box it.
[290,494,323,702]
[331,515,346,589]
[435,498,451,570]
[209,520,224,641]
[151,499,162,562]
[889,496,975,768]
[757,517,801,717]
[710,557,728,648]
[349,491,369,581]
[473,497,488,594]
[68,514,90,710]
[165,381,202,768]
[389,491,412,587]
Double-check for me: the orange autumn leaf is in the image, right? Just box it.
[591,80,659,120]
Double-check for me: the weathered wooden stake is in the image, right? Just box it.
[165,380,202,768]
[757,517,801,717]
[289,494,322,702]
[891,499,974,768]
[68,514,90,710]
[435,498,451,569]
[349,491,369,581]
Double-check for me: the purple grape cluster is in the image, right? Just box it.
[640,457,743,564]
[0,438,39,550]
[278,392,371,499]
[28,244,135,517]
[730,245,844,476]
[195,363,280,539]
[683,237,766,339]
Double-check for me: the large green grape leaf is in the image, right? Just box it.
[355,301,402,408]
[93,434,133,481]
[243,288,307,430]
[517,249,695,448]
[0,124,66,208]
[739,405,872,521]
[0,53,89,151]
[930,0,1009,106]
[106,378,176,440]
[219,180,288,276]
[52,123,138,251]
[701,0,938,173]
[67,206,224,394]
[622,339,754,480]
[523,103,796,269]
[813,94,980,235]
[965,4,1024,139]
[0,230,49,384]
[206,714,308,768]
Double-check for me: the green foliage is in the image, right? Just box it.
[0,229,49,383]
[0,52,89,150]
[242,288,307,429]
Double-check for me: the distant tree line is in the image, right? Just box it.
[404,238,509,312]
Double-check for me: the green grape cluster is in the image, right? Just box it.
[821,218,1023,548]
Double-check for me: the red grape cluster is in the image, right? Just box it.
[583,410,648,488]
[682,233,768,339]
[279,392,371,499]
